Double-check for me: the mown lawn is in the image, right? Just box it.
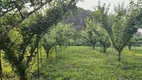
[2,46,142,80]
[40,46,142,80]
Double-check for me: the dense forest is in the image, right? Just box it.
[0,0,142,80]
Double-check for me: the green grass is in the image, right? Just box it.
[2,46,142,80]
[39,46,142,80]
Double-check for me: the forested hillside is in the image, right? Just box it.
[64,8,93,31]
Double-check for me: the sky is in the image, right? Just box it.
[77,0,131,12]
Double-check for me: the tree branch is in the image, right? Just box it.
[0,0,53,41]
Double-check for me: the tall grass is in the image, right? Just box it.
[2,46,142,80]
[39,46,142,80]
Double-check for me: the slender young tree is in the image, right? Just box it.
[92,2,138,61]
[50,23,76,47]
[96,24,110,53]
[42,34,56,59]
[80,18,99,49]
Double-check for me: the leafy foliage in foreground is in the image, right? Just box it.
[0,0,77,79]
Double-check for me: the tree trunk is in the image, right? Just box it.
[103,48,107,53]
[118,51,121,62]
[46,50,49,59]
[103,45,107,53]
[18,67,27,80]
[59,43,62,47]
[37,47,40,80]
[40,49,43,68]
[0,51,2,80]
[20,74,27,80]
[92,45,95,49]
[128,45,131,50]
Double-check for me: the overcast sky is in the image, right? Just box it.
[77,0,131,12]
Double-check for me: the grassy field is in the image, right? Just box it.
[2,46,142,80]
[38,46,142,80]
